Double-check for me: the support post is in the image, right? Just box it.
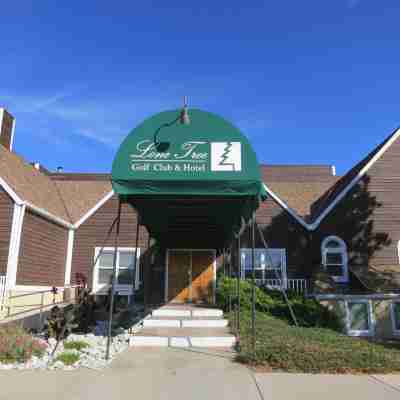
[251,213,256,353]
[228,244,233,313]
[236,233,241,336]
[106,200,122,361]
[131,214,140,307]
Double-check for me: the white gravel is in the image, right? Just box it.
[0,329,140,371]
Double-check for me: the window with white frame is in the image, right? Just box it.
[93,247,140,294]
[345,300,374,336]
[390,301,400,335]
[240,248,287,287]
[321,236,348,283]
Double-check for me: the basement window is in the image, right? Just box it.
[345,300,374,336]
[93,247,141,294]
[321,236,349,283]
[391,302,400,335]
[240,248,287,288]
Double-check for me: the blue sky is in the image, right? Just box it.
[1,1,399,174]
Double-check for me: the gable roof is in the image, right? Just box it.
[267,179,339,220]
[308,127,400,227]
[262,127,400,230]
[52,179,112,225]
[0,145,71,224]
[0,147,113,228]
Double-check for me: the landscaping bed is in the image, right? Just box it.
[230,310,400,374]
[218,277,400,374]
[0,325,135,370]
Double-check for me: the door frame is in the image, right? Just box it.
[165,249,217,304]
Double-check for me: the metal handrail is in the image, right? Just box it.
[4,285,81,323]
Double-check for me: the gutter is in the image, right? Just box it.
[25,202,73,229]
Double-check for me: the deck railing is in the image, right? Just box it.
[264,278,308,294]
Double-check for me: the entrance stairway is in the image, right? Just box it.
[130,305,236,348]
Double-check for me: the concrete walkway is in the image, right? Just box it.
[0,348,399,400]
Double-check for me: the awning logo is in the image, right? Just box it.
[211,142,242,171]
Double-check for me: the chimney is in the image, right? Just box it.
[0,108,16,151]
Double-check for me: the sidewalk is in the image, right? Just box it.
[0,347,399,400]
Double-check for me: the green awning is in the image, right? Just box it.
[111,109,266,246]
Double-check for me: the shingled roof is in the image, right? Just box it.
[0,146,112,225]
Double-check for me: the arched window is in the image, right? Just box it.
[321,236,348,283]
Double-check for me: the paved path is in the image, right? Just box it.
[0,348,399,400]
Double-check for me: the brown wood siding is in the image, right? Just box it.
[71,196,149,287]
[0,188,14,275]
[17,210,68,286]
[253,197,310,278]
[0,110,14,150]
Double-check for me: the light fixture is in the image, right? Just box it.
[180,96,190,125]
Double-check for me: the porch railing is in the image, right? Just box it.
[0,275,7,311]
[264,278,308,294]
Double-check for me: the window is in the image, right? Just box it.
[390,301,400,335]
[240,248,287,288]
[345,300,374,336]
[321,236,348,283]
[93,247,140,294]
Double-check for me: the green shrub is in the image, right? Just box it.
[217,277,341,331]
[0,324,47,364]
[55,351,80,366]
[265,289,342,331]
[216,276,274,311]
[63,340,89,351]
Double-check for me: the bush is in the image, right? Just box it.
[265,289,342,331]
[0,324,47,364]
[55,351,80,366]
[217,277,341,331]
[216,276,274,311]
[63,340,89,351]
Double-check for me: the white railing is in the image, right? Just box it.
[0,275,7,310]
[265,278,308,294]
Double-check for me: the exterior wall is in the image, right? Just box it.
[253,198,311,279]
[16,210,68,286]
[71,196,149,288]
[0,109,14,150]
[314,137,400,274]
[255,136,400,282]
[0,187,14,275]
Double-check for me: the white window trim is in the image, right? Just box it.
[240,248,287,288]
[397,240,400,264]
[321,236,349,283]
[345,299,375,337]
[390,301,400,336]
[93,247,140,295]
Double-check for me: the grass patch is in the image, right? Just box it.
[55,351,80,366]
[0,324,47,364]
[232,311,400,374]
[64,340,89,351]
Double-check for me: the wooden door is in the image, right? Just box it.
[191,251,214,303]
[168,251,190,302]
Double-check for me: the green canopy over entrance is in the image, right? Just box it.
[111,109,266,247]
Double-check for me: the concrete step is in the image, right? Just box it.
[143,318,228,328]
[151,307,223,319]
[130,327,236,348]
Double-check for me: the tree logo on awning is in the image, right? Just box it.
[211,142,242,172]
